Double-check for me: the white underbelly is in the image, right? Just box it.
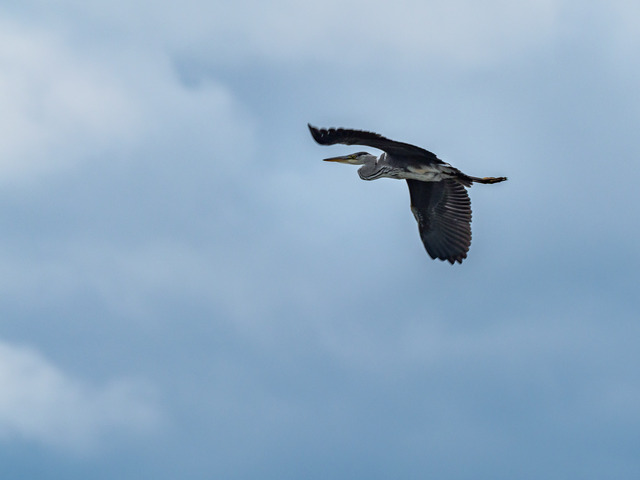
[396,164,455,181]
[402,170,445,181]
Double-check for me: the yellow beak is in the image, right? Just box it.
[323,155,352,163]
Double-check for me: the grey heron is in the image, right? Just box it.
[308,124,507,264]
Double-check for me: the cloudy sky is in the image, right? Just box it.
[1,0,639,478]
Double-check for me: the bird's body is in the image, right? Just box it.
[308,124,507,264]
[355,151,461,182]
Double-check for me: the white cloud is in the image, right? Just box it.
[0,340,160,452]
[7,0,561,68]
[0,14,253,184]
[212,0,561,66]
[0,21,142,180]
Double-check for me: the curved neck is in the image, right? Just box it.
[357,154,384,180]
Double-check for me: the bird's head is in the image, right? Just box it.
[323,152,374,165]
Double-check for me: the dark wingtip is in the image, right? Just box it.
[307,124,324,144]
[427,250,466,265]
[442,252,466,264]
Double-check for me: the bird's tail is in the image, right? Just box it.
[468,176,508,184]
[456,173,507,186]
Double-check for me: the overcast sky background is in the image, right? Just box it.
[1,1,639,478]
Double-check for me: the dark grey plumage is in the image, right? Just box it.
[407,179,471,264]
[308,125,441,161]
[308,124,506,264]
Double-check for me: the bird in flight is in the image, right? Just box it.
[308,124,507,264]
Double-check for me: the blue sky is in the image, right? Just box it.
[1,0,639,478]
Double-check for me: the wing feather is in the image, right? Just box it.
[407,179,472,264]
[308,124,442,162]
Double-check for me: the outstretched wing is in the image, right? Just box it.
[407,179,472,264]
[308,124,442,162]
